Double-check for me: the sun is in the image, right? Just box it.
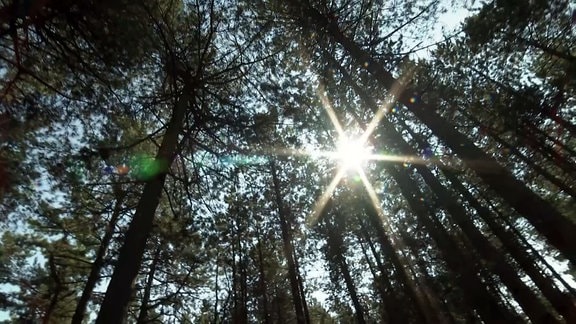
[336,137,372,171]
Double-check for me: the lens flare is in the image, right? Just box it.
[336,137,372,170]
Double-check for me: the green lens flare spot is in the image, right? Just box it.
[130,155,168,180]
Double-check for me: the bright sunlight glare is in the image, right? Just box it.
[336,137,372,170]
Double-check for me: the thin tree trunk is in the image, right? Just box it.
[469,65,576,137]
[403,121,574,310]
[213,259,219,324]
[298,2,576,265]
[324,216,367,324]
[293,251,310,324]
[460,111,576,199]
[394,217,461,324]
[327,53,517,321]
[354,67,557,321]
[270,161,308,324]
[43,254,62,324]
[520,121,576,176]
[357,237,391,323]
[385,164,523,323]
[95,81,195,323]
[239,238,248,324]
[519,36,576,63]
[522,120,576,161]
[359,223,404,323]
[72,186,126,324]
[136,243,162,323]
[414,162,557,322]
[256,231,271,324]
[361,202,440,324]
[444,169,576,323]
[384,121,558,322]
[231,233,240,323]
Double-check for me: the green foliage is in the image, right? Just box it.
[1,0,575,322]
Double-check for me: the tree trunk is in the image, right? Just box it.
[95,81,195,323]
[361,201,440,324]
[394,217,462,324]
[444,169,576,323]
[403,119,576,318]
[324,215,367,324]
[136,243,162,323]
[43,254,62,324]
[270,161,308,324]
[293,251,310,323]
[414,162,557,323]
[72,187,126,324]
[460,110,576,199]
[328,52,518,321]
[359,222,405,323]
[345,59,557,321]
[298,2,576,266]
[256,231,271,324]
[357,237,391,323]
[385,164,523,323]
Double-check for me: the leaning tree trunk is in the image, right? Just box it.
[72,185,126,324]
[445,169,576,323]
[385,164,523,323]
[357,236,394,323]
[459,110,576,199]
[328,55,518,321]
[394,216,461,324]
[270,162,309,324]
[357,222,406,323]
[136,243,162,323]
[95,80,195,323]
[295,0,576,266]
[324,213,367,324]
[360,201,440,324]
[256,229,271,324]
[399,117,576,322]
[345,62,557,322]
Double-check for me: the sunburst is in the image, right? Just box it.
[305,70,416,226]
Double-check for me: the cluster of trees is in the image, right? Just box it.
[0,0,574,322]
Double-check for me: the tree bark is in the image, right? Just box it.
[326,52,519,321]
[461,111,576,199]
[324,215,367,324]
[344,58,557,321]
[444,169,576,323]
[256,231,271,324]
[72,187,126,324]
[136,244,162,323]
[95,81,194,323]
[270,161,309,324]
[361,201,440,324]
[357,222,404,323]
[357,237,392,323]
[385,164,523,323]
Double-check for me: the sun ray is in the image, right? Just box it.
[316,84,345,138]
[357,169,386,223]
[306,167,346,227]
[357,168,406,253]
[360,67,415,144]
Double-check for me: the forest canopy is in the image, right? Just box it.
[0,0,575,323]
